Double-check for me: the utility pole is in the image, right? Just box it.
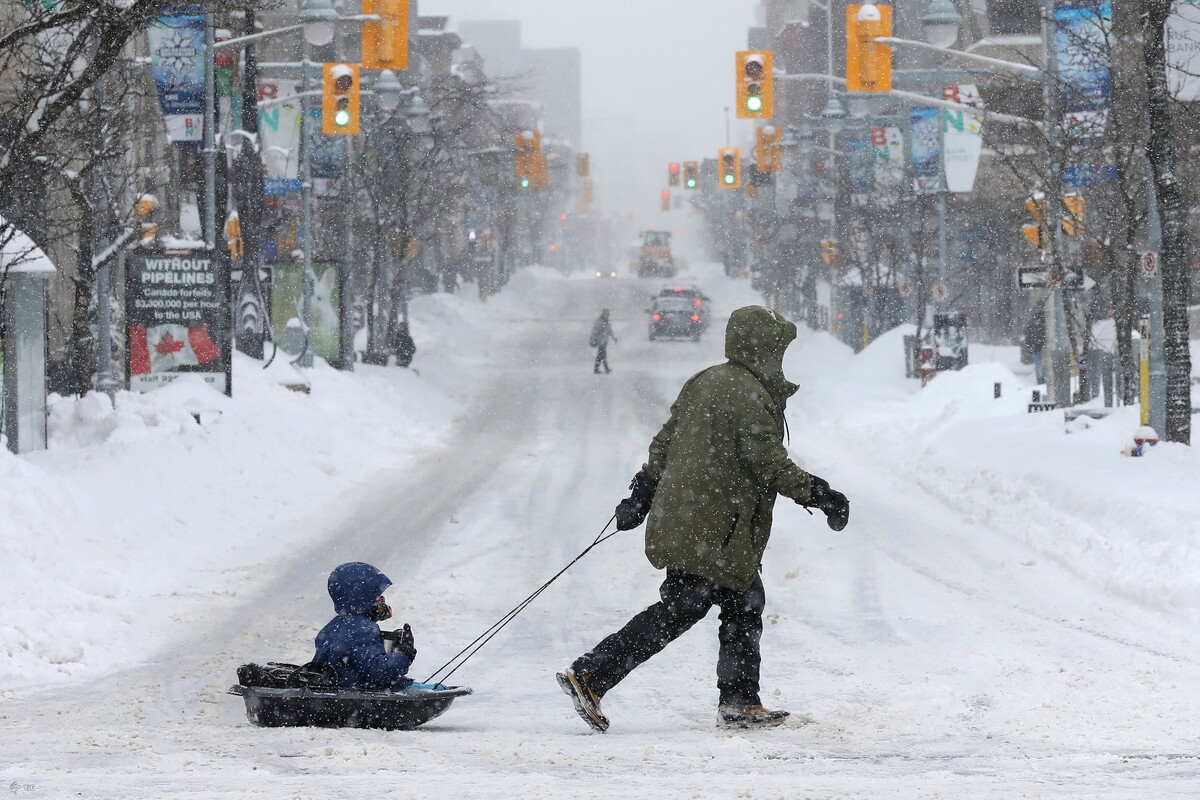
[339,134,355,370]
[1040,0,1071,408]
[203,10,217,249]
[1146,176,1167,435]
[233,4,270,359]
[298,57,315,368]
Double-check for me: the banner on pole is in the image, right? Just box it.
[911,107,941,195]
[257,79,303,183]
[942,84,984,193]
[125,245,232,395]
[1054,0,1112,140]
[870,126,904,207]
[848,139,872,207]
[1168,0,1200,100]
[148,8,206,144]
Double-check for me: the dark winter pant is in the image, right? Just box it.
[594,343,610,373]
[572,569,765,706]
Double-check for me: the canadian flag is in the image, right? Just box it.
[129,324,222,375]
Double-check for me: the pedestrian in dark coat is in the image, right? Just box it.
[312,562,417,690]
[1023,307,1047,384]
[557,306,850,732]
[590,309,616,374]
[393,322,416,368]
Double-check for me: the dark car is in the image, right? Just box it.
[648,293,707,341]
[658,286,712,332]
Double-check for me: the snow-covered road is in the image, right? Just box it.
[3,265,1198,798]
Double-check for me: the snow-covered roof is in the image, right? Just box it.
[0,214,56,275]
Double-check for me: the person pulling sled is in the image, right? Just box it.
[558,306,850,732]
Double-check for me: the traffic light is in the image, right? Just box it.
[846,4,892,93]
[1023,193,1046,250]
[1021,223,1045,250]
[576,152,589,177]
[821,239,839,265]
[361,0,408,71]
[661,189,671,211]
[736,51,774,119]
[322,63,360,135]
[668,162,681,187]
[1061,192,1085,238]
[683,161,699,189]
[580,177,594,211]
[718,147,741,189]
[756,125,782,173]
[515,130,547,189]
[225,210,243,261]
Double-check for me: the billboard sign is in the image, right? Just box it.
[125,245,232,395]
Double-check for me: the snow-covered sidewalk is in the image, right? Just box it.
[1,302,472,690]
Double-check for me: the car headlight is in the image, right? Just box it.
[595,271,601,277]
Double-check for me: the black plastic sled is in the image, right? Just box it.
[228,661,472,731]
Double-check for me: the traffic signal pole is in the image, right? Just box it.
[299,57,315,368]
[203,11,217,248]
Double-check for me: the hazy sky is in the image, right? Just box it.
[422,0,761,235]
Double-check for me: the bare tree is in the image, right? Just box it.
[1143,0,1192,444]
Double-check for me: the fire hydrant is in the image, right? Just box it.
[919,344,936,388]
[1122,425,1160,457]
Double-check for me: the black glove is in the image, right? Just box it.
[806,475,850,532]
[615,470,658,531]
[391,623,417,662]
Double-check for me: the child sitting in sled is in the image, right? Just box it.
[313,561,421,691]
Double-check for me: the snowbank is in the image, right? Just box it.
[787,325,1200,619]
[0,300,463,690]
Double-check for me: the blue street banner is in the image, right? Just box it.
[1062,163,1118,187]
[911,107,941,195]
[148,7,205,144]
[1054,0,1112,140]
[305,106,346,181]
[848,139,872,207]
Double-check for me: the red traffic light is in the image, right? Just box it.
[669,163,680,173]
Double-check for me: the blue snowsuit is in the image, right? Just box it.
[313,562,412,691]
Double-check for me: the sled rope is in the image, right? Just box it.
[424,514,619,684]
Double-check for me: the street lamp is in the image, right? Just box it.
[820,94,847,134]
[374,69,403,112]
[921,0,962,49]
[406,92,432,135]
[299,0,338,46]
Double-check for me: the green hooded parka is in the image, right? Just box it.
[641,306,813,590]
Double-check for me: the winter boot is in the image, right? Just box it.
[718,702,790,729]
[556,668,609,733]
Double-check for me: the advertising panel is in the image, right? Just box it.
[125,245,231,394]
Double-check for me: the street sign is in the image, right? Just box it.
[1018,267,1048,288]
[933,283,948,302]
[1141,251,1159,277]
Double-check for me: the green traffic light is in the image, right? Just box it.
[746,96,763,113]
[521,177,530,188]
[724,174,735,185]
[687,178,696,188]
[334,109,351,126]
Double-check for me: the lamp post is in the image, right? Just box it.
[920,0,962,310]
